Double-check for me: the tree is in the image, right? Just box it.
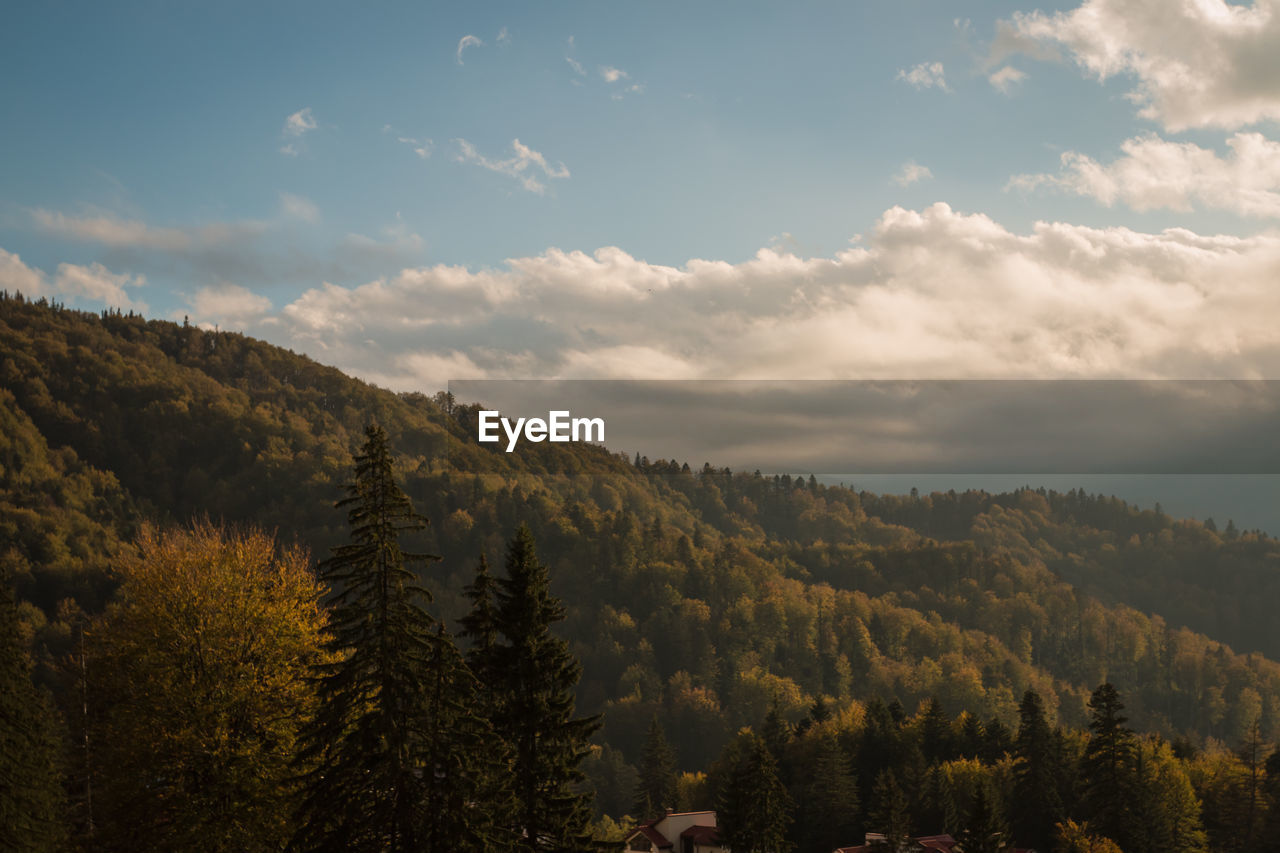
[954,784,1008,853]
[717,734,794,853]
[88,522,323,851]
[294,424,444,852]
[491,524,601,851]
[634,715,679,819]
[1012,690,1064,850]
[800,732,859,853]
[1079,683,1137,849]
[868,769,911,851]
[0,568,65,851]
[1053,819,1123,853]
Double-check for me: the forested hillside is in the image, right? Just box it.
[4,293,1280,850]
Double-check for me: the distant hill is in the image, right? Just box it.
[3,293,1279,788]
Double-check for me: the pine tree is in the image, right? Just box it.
[0,568,65,851]
[1012,690,1063,850]
[954,784,1008,853]
[801,732,859,853]
[458,553,502,717]
[634,715,678,819]
[868,769,911,851]
[717,734,794,853]
[294,424,443,852]
[1079,683,1137,850]
[491,524,601,851]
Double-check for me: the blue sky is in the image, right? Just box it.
[4,0,1280,388]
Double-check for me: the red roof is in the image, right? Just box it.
[681,824,721,846]
[626,821,673,849]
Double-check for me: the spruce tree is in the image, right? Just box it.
[1012,690,1063,849]
[717,734,794,853]
[294,424,443,852]
[954,784,1008,853]
[868,769,911,851]
[801,732,859,853]
[633,715,678,819]
[458,553,502,720]
[1079,683,1137,850]
[0,569,65,851]
[491,524,601,851]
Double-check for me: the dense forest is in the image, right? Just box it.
[3,293,1280,851]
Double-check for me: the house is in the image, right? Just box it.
[626,809,726,853]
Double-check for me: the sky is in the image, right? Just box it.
[4,0,1280,391]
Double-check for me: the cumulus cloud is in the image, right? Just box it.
[279,192,320,223]
[600,66,628,83]
[203,203,1280,391]
[280,108,316,155]
[0,250,146,311]
[893,161,933,187]
[184,282,272,328]
[454,138,570,194]
[897,62,949,91]
[998,0,1280,131]
[456,34,483,64]
[988,65,1028,94]
[1008,132,1280,217]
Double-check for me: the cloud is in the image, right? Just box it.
[0,249,49,298]
[600,66,629,83]
[565,56,586,76]
[204,203,1280,391]
[454,138,570,194]
[281,108,317,155]
[183,282,272,328]
[33,209,268,251]
[988,65,1028,94]
[496,27,510,46]
[1008,132,1280,218]
[397,136,433,159]
[54,262,148,312]
[897,61,949,91]
[279,192,320,223]
[997,0,1280,131]
[893,161,933,187]
[456,34,483,64]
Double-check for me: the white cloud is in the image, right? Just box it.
[33,209,267,251]
[496,26,510,46]
[279,192,320,223]
[56,262,147,312]
[897,61,949,91]
[988,65,1028,94]
[283,108,316,137]
[184,282,272,328]
[893,161,933,187]
[0,249,49,298]
[998,0,1280,131]
[206,203,1280,390]
[565,56,586,76]
[397,136,433,159]
[456,34,483,64]
[600,66,628,83]
[1008,132,1280,218]
[454,138,570,194]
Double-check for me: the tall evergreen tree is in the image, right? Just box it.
[717,734,794,853]
[458,554,502,718]
[1012,690,1063,850]
[634,715,678,819]
[294,424,444,852]
[0,568,65,851]
[800,732,859,853]
[868,769,911,852]
[954,784,1008,853]
[491,524,601,851]
[1079,683,1137,850]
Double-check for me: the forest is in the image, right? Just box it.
[3,292,1280,852]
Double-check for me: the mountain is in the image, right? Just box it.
[3,293,1280,818]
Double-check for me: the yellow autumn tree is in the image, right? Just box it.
[86,521,326,851]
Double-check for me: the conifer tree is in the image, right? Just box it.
[458,553,502,718]
[717,734,794,853]
[634,715,679,819]
[491,524,601,851]
[294,424,443,852]
[1012,690,1063,850]
[1079,683,1137,850]
[868,769,911,851]
[954,784,1008,853]
[0,568,65,851]
[801,732,859,853]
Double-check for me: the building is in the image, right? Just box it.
[626,810,726,853]
[835,835,1037,853]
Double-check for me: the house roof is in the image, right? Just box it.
[681,824,721,845]
[626,822,673,849]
